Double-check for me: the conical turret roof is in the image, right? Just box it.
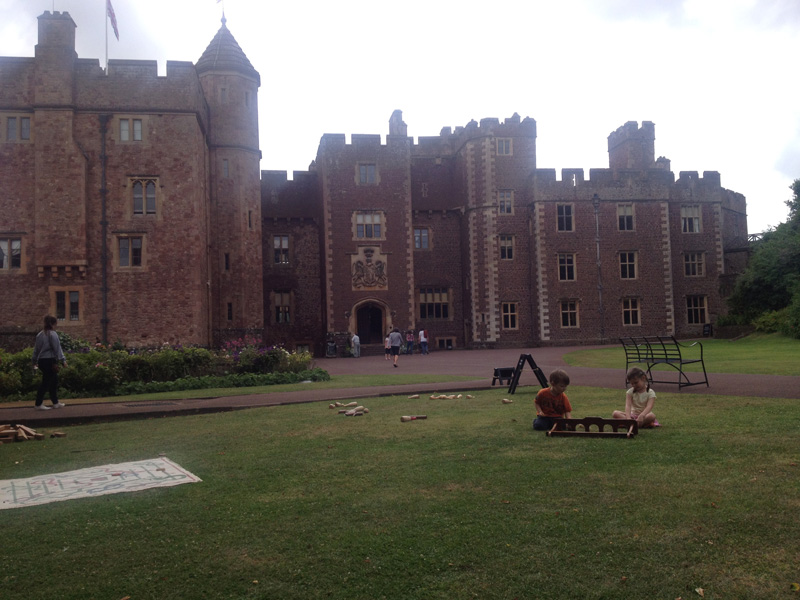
[196,15,260,84]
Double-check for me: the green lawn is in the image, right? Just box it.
[2,387,798,599]
[564,333,800,376]
[2,373,481,407]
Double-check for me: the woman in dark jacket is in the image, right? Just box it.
[31,315,67,410]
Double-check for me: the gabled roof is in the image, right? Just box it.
[196,16,260,84]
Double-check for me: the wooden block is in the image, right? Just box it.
[17,424,37,436]
[16,430,29,441]
[34,433,45,441]
[50,432,67,438]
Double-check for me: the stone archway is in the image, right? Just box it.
[355,303,385,345]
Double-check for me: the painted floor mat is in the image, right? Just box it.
[0,457,201,509]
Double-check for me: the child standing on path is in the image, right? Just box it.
[384,334,391,361]
[533,369,572,431]
[613,367,659,428]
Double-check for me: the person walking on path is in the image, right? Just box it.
[389,328,404,367]
[418,328,429,355]
[351,333,361,358]
[32,315,67,410]
[405,330,414,355]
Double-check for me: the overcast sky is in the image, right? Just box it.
[2,0,798,233]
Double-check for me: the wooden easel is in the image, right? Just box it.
[508,354,549,394]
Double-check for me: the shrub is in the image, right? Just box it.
[752,308,788,333]
[57,331,93,354]
[778,291,800,339]
[0,340,324,402]
[58,351,119,396]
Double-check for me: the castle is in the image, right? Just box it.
[0,12,748,354]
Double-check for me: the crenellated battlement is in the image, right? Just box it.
[317,113,535,158]
[414,113,536,157]
[532,165,728,201]
[608,120,656,171]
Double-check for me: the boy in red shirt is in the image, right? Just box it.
[533,369,572,431]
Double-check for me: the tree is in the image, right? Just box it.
[786,179,800,222]
[726,179,800,332]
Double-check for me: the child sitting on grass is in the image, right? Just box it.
[612,366,660,428]
[533,369,572,431]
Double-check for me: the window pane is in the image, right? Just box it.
[120,119,129,141]
[119,238,129,266]
[132,238,142,266]
[56,291,66,320]
[7,117,17,141]
[145,181,156,214]
[133,119,142,141]
[69,291,80,321]
[20,117,30,140]
[0,240,6,268]
[133,181,143,214]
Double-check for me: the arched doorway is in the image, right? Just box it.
[356,303,384,344]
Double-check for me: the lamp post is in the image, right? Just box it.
[592,194,606,342]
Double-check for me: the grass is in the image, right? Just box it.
[0,374,481,407]
[2,386,799,599]
[564,333,800,376]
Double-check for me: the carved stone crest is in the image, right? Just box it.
[352,246,387,289]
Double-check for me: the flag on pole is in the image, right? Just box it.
[107,0,119,41]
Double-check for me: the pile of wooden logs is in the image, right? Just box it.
[0,424,45,443]
[328,401,369,417]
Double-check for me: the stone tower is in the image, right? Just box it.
[197,16,264,344]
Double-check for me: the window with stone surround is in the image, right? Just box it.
[500,235,514,260]
[274,291,291,324]
[687,295,708,324]
[51,288,83,324]
[5,116,31,142]
[560,300,579,328]
[274,235,289,264]
[558,253,576,281]
[117,235,144,268]
[684,252,705,277]
[414,227,429,250]
[618,203,634,231]
[227,302,233,321]
[358,163,377,185]
[0,238,22,270]
[622,297,640,326]
[119,118,143,142]
[557,204,574,232]
[681,205,702,233]
[619,251,637,279]
[353,211,384,240]
[499,190,514,215]
[131,179,158,216]
[419,287,450,319]
[502,302,518,329]
[497,138,512,156]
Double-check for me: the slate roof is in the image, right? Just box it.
[196,16,260,84]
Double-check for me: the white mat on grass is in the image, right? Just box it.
[0,457,201,510]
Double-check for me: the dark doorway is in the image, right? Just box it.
[356,304,384,344]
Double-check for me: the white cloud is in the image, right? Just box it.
[1,0,797,231]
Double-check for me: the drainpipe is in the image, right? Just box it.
[593,193,605,342]
[99,114,110,345]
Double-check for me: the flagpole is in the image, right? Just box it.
[105,0,108,73]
